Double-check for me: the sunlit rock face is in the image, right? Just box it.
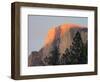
[28,23,87,66]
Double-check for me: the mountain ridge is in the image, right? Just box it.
[28,23,87,66]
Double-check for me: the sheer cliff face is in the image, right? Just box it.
[28,23,87,66]
[42,24,87,60]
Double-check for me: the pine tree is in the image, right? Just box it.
[79,41,88,64]
[45,46,60,65]
[60,48,71,64]
[65,48,71,64]
[70,31,84,64]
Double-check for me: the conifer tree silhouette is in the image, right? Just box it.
[70,31,84,64]
[44,45,60,65]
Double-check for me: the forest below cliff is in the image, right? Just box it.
[44,31,87,65]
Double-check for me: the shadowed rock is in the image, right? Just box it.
[28,23,87,66]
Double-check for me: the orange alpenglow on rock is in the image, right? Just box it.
[44,23,82,45]
[44,27,56,45]
[60,23,81,36]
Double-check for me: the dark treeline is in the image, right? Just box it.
[44,31,88,65]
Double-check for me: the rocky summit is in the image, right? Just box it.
[28,23,87,66]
